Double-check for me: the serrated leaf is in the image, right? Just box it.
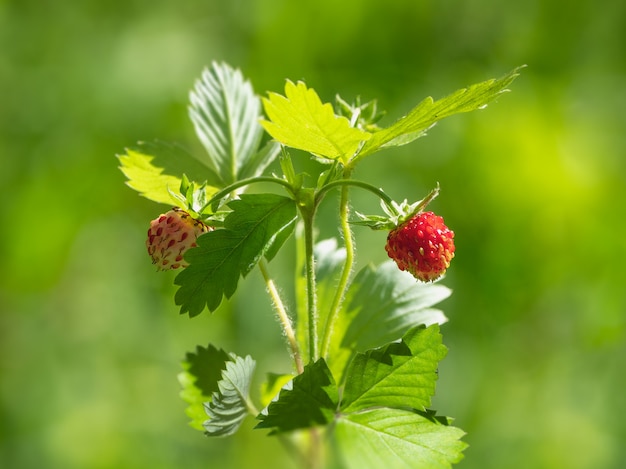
[261,80,371,164]
[341,261,450,351]
[356,66,523,159]
[256,359,338,434]
[204,354,256,437]
[174,194,297,316]
[334,408,466,469]
[118,148,184,206]
[178,344,231,431]
[189,62,268,186]
[341,325,447,413]
[117,142,221,206]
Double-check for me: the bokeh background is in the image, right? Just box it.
[2,0,625,468]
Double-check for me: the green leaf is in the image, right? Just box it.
[237,139,281,181]
[334,408,466,469]
[178,344,231,431]
[256,359,338,434]
[204,354,256,437]
[138,140,224,187]
[174,194,297,316]
[189,62,270,186]
[261,80,371,164]
[117,142,221,206]
[340,325,447,413]
[118,148,183,206]
[259,373,294,408]
[326,261,449,382]
[341,261,450,351]
[356,66,523,159]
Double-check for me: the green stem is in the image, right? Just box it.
[315,178,394,210]
[199,176,295,213]
[320,169,356,359]
[307,427,325,469]
[244,399,310,467]
[302,210,319,362]
[258,259,304,374]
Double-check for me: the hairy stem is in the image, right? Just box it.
[199,176,295,213]
[259,259,304,374]
[315,178,394,209]
[320,168,355,358]
[302,212,319,362]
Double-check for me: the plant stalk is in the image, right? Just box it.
[301,210,319,362]
[320,168,355,358]
[258,259,304,374]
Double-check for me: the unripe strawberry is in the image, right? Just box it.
[146,208,211,271]
[385,211,455,282]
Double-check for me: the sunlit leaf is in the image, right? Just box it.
[356,66,524,159]
[117,142,220,206]
[117,149,184,206]
[189,62,271,186]
[261,80,371,164]
[341,325,447,413]
[178,344,231,431]
[204,354,256,437]
[334,408,466,469]
[256,359,338,434]
[174,194,297,316]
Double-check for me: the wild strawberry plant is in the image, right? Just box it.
[118,62,520,468]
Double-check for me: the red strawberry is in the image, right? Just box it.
[146,208,211,271]
[385,211,455,282]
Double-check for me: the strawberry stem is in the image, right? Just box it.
[320,168,356,359]
[258,259,304,374]
[315,179,395,213]
[301,210,319,362]
[199,176,295,213]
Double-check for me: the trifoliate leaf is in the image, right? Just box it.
[174,194,297,316]
[334,408,466,469]
[256,359,338,434]
[261,80,371,164]
[340,325,447,413]
[178,344,231,431]
[204,354,256,437]
[189,62,272,186]
[356,66,524,159]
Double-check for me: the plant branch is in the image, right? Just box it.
[301,209,319,362]
[320,168,355,359]
[199,176,295,213]
[315,178,394,210]
[258,259,304,374]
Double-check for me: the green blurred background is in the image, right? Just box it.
[2,0,625,467]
